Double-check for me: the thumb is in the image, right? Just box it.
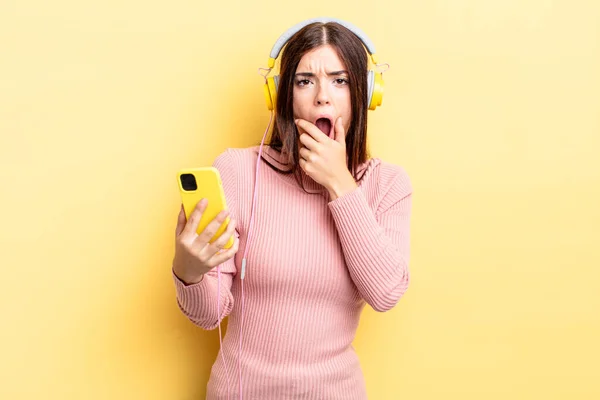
[334,117,345,144]
[175,204,186,237]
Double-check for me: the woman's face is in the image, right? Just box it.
[292,45,352,139]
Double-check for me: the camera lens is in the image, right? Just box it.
[180,173,197,191]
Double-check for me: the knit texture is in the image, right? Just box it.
[173,145,412,399]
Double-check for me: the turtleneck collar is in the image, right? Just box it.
[251,145,370,195]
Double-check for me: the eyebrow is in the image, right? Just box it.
[295,70,349,77]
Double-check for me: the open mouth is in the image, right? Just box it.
[315,118,333,138]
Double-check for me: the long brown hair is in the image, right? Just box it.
[262,21,371,191]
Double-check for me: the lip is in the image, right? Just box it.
[314,114,335,138]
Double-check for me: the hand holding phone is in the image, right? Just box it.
[172,168,239,285]
[177,167,234,248]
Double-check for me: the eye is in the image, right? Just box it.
[296,79,311,86]
[335,78,349,85]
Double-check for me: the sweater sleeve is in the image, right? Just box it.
[327,167,412,312]
[172,149,240,329]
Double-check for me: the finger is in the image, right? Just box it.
[175,204,187,237]
[208,236,240,268]
[295,119,328,143]
[181,198,208,237]
[299,146,312,162]
[194,209,230,247]
[334,116,346,144]
[299,157,310,173]
[299,132,319,151]
[205,219,237,257]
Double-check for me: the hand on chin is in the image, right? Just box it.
[294,117,353,193]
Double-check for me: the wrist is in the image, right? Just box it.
[173,262,204,285]
[327,173,358,201]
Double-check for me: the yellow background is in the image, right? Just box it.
[1,1,599,399]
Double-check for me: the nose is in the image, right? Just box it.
[315,83,331,106]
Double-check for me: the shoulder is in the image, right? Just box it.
[359,157,413,199]
[212,147,259,172]
[210,148,258,212]
[212,147,255,164]
[213,145,293,174]
[355,157,413,215]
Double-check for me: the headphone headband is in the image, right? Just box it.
[267,17,377,68]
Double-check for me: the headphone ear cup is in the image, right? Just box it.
[264,75,280,111]
[373,71,384,109]
[264,79,273,111]
[367,70,384,110]
[367,70,374,110]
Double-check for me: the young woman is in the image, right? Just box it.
[172,17,413,400]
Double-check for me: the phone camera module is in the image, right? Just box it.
[180,173,197,191]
